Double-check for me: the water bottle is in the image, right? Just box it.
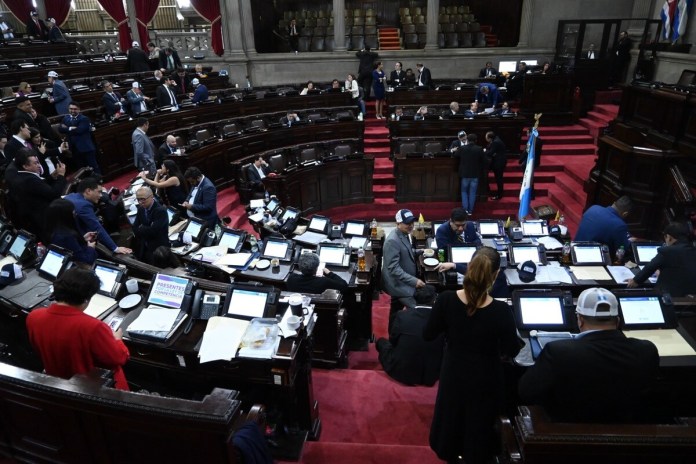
[370,218,378,238]
[615,245,625,265]
[264,190,270,202]
[357,247,366,271]
[249,235,258,253]
[36,242,46,261]
[561,241,571,265]
[438,248,445,262]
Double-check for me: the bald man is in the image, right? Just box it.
[157,134,178,165]
[132,186,169,263]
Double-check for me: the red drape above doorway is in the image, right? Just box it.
[3,0,33,25]
[134,0,159,47]
[190,0,224,56]
[97,0,132,52]
[45,0,71,26]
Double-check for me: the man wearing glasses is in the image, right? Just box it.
[132,186,168,264]
[435,207,479,275]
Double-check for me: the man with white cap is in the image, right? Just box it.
[189,78,209,104]
[518,287,659,423]
[382,209,427,324]
[46,18,65,43]
[126,41,151,73]
[126,82,151,116]
[47,71,71,116]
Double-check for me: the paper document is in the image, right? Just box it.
[606,265,635,284]
[84,293,117,318]
[197,245,227,263]
[625,329,696,357]
[536,236,563,250]
[248,212,265,223]
[198,316,249,363]
[215,252,253,267]
[127,306,181,332]
[535,265,573,283]
[569,265,611,281]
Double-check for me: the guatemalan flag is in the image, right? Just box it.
[518,127,538,220]
[662,0,694,42]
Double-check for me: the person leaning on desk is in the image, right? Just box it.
[287,252,348,294]
[627,222,696,297]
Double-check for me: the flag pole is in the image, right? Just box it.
[518,113,542,222]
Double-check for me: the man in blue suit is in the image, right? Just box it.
[126,82,151,116]
[47,71,71,116]
[58,102,99,173]
[131,117,156,174]
[475,82,502,108]
[182,166,219,229]
[190,78,209,104]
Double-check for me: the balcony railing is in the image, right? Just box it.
[67,29,212,56]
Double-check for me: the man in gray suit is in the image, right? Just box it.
[382,209,426,327]
[132,117,156,174]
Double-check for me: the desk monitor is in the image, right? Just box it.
[632,242,661,265]
[521,220,548,237]
[449,245,478,264]
[224,287,270,320]
[217,228,246,253]
[7,231,33,261]
[343,220,367,237]
[571,242,610,265]
[184,217,206,243]
[521,59,538,67]
[308,215,330,234]
[249,198,265,209]
[37,246,71,281]
[146,273,194,310]
[279,207,299,225]
[93,260,125,297]
[510,244,545,265]
[317,243,348,266]
[477,220,504,237]
[512,290,569,331]
[677,69,696,87]
[614,290,675,330]
[166,207,181,226]
[260,238,294,262]
[498,60,517,73]
[266,197,281,215]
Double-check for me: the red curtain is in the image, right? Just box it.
[3,0,33,24]
[134,0,159,47]
[97,0,131,52]
[190,0,224,56]
[45,0,71,26]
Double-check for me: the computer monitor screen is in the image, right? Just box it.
[521,221,546,236]
[185,219,203,240]
[267,197,280,213]
[634,244,660,264]
[94,263,121,295]
[39,248,68,280]
[511,245,541,264]
[450,246,477,264]
[308,216,329,233]
[518,296,565,326]
[521,59,538,66]
[344,220,366,236]
[498,61,517,73]
[678,70,696,87]
[318,245,345,265]
[263,240,289,258]
[226,288,268,319]
[619,296,665,325]
[349,236,368,249]
[280,208,299,224]
[478,221,502,236]
[147,274,190,309]
[166,207,178,224]
[573,244,603,264]
[249,199,265,209]
[219,231,242,251]
[8,234,28,259]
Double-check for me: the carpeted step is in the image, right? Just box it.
[532,143,596,156]
[293,442,441,464]
[594,89,622,105]
[586,110,614,125]
[373,173,395,185]
[537,124,593,136]
[578,118,606,142]
[548,189,584,226]
[530,134,595,145]
[594,103,619,118]
[373,184,395,198]
[553,172,587,205]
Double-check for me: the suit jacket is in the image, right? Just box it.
[51,79,72,116]
[632,241,696,297]
[133,201,169,263]
[26,17,48,40]
[286,272,348,294]
[157,141,177,165]
[101,91,124,118]
[382,228,418,298]
[4,136,27,162]
[126,89,148,115]
[127,47,151,72]
[158,49,182,71]
[417,67,432,88]
[486,136,507,168]
[64,192,118,252]
[518,330,658,423]
[7,170,65,238]
[246,164,270,186]
[389,69,405,86]
[479,66,498,78]
[455,143,485,178]
[475,83,502,107]
[186,176,219,229]
[48,25,65,43]
[58,114,95,153]
[51,230,97,265]
[171,72,191,96]
[131,128,156,171]
[156,84,178,107]
[191,84,209,104]
[377,306,445,386]
[12,109,36,130]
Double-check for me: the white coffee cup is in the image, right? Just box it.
[125,278,138,293]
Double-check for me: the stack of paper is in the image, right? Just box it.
[198,317,250,363]
[84,293,117,319]
[126,306,187,342]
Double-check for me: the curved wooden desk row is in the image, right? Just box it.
[0,41,77,63]
[0,362,254,464]
[0,56,128,89]
[95,92,354,180]
[389,117,528,154]
[386,85,505,106]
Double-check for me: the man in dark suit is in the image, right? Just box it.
[0,134,9,171]
[389,61,405,86]
[171,68,191,96]
[158,47,182,72]
[12,96,37,130]
[628,222,696,297]
[101,81,126,119]
[492,101,512,116]
[5,119,32,162]
[132,186,169,264]
[506,62,527,100]
[463,101,480,118]
[287,252,348,294]
[26,10,47,40]
[455,134,485,215]
[356,46,378,99]
[182,166,219,229]
[478,61,498,79]
[416,63,432,88]
[58,102,99,173]
[157,135,178,165]
[126,41,151,73]
[287,19,299,53]
[126,82,151,116]
[475,82,502,107]
[246,155,271,191]
[519,287,659,423]
[376,285,444,386]
[484,131,507,200]
[441,101,461,118]
[131,117,156,172]
[449,130,467,152]
[155,75,179,109]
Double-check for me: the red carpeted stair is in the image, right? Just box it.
[378,27,401,50]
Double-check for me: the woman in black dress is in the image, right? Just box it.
[139,159,188,213]
[372,61,386,119]
[424,247,522,464]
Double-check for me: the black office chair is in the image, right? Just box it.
[269,153,286,172]
[300,147,317,163]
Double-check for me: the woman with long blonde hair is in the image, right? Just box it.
[424,246,521,464]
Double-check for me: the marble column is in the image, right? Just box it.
[125,0,140,45]
[333,0,346,52]
[221,0,245,55]
[239,0,256,55]
[628,0,654,35]
[517,0,535,47]
[424,0,440,50]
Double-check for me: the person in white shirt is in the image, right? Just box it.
[345,73,366,116]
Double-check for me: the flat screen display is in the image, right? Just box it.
[511,245,541,264]
[498,61,517,73]
[619,296,665,325]
[521,59,538,66]
[318,246,345,265]
[573,245,603,264]
[521,221,546,236]
[147,274,189,309]
[266,197,280,213]
[450,246,477,264]
[280,208,298,224]
[478,221,501,236]
[226,288,268,319]
[344,221,365,236]
[635,245,660,264]
[263,240,289,258]
[185,219,203,240]
[308,216,329,233]
[39,249,67,279]
[8,234,28,259]
[219,231,242,251]
[94,264,120,295]
[519,296,565,326]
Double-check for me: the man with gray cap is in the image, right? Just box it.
[627,221,696,297]
[449,130,467,152]
[47,71,71,116]
[383,209,426,323]
[287,252,348,294]
[518,287,659,423]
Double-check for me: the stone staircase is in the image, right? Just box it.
[378,27,401,50]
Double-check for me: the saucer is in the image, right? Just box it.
[119,294,142,309]
[423,257,439,267]
[256,259,270,270]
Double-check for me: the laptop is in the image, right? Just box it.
[217,228,247,253]
[614,290,676,330]
[260,238,294,262]
[449,245,478,265]
[294,215,330,245]
[632,242,661,266]
[510,244,547,265]
[317,243,351,269]
[571,242,610,266]
[521,220,549,237]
